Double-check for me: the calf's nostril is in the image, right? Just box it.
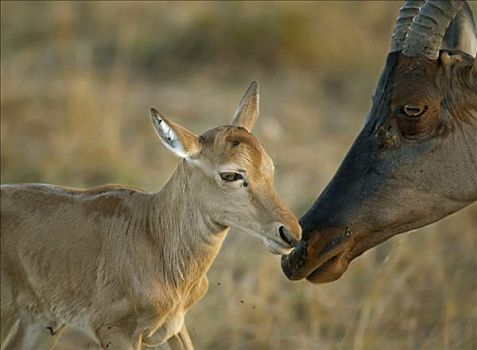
[279,226,293,246]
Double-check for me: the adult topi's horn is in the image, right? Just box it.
[390,0,425,52]
[403,0,465,60]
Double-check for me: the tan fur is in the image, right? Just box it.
[1,84,301,350]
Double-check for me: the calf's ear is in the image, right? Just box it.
[231,81,259,132]
[150,108,201,159]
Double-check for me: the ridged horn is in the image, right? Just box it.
[391,0,426,52]
[403,0,465,60]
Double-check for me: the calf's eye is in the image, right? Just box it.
[219,172,244,182]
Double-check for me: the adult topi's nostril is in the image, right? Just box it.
[279,226,298,246]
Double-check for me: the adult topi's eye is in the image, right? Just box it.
[402,105,427,117]
[219,172,243,182]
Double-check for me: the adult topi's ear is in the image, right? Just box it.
[231,81,259,132]
[150,108,201,159]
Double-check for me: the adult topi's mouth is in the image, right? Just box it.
[281,229,356,282]
[305,253,350,283]
[281,244,350,282]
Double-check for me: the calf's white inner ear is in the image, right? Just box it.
[152,114,185,156]
[150,108,200,159]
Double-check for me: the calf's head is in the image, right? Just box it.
[282,0,477,282]
[151,81,301,255]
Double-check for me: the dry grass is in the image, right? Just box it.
[1,1,476,349]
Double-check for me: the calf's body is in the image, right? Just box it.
[1,167,220,349]
[1,82,301,349]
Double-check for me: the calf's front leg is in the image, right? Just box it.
[166,325,193,350]
[1,314,64,350]
[96,322,142,350]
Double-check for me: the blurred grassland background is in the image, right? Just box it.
[1,1,476,349]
